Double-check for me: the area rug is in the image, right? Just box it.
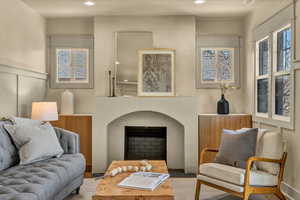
[66,178,270,200]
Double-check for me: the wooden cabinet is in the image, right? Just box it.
[51,115,92,177]
[198,114,252,164]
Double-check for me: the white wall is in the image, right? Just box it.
[196,18,245,113]
[244,0,300,196]
[46,16,246,114]
[0,0,47,117]
[0,0,46,73]
[46,18,95,113]
[108,111,184,169]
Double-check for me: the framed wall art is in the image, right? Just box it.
[138,49,175,96]
[196,34,241,89]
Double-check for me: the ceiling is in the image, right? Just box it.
[22,0,258,18]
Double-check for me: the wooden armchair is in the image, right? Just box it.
[195,148,288,200]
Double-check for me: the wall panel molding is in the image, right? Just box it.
[0,64,47,117]
[0,63,47,80]
[282,182,300,200]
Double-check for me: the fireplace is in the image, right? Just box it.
[94,96,198,173]
[124,126,167,161]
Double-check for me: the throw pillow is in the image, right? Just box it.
[214,128,258,169]
[255,130,284,175]
[4,121,64,165]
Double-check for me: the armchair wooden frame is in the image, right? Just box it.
[195,148,288,200]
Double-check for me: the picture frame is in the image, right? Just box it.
[138,48,175,96]
[196,34,241,89]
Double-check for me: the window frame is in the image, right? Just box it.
[254,24,294,129]
[255,36,271,118]
[272,24,292,122]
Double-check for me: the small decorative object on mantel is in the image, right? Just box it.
[217,83,236,114]
[61,90,74,115]
[112,77,116,97]
[107,70,116,97]
[138,48,175,96]
[108,70,112,97]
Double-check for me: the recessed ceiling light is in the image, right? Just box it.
[84,1,95,6]
[194,0,206,4]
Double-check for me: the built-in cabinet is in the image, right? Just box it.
[51,114,92,177]
[198,114,252,164]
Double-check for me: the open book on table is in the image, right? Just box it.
[118,172,170,191]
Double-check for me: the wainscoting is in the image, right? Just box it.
[0,64,47,118]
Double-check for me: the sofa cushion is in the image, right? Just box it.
[199,163,278,186]
[0,153,85,200]
[0,121,19,171]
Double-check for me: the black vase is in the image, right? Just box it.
[217,94,229,114]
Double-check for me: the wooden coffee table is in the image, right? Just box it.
[92,160,175,200]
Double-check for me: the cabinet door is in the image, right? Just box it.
[64,116,92,172]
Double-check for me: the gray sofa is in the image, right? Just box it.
[0,120,85,200]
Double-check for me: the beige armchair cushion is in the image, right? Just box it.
[199,163,278,186]
[255,130,284,175]
[241,128,285,175]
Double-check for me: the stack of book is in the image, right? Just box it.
[118,172,170,191]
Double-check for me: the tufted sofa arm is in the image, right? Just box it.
[54,127,80,154]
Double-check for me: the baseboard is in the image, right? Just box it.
[281,182,300,200]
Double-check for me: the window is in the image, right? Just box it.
[201,48,234,83]
[256,37,270,116]
[56,48,89,83]
[255,24,292,125]
[49,35,94,89]
[273,25,292,120]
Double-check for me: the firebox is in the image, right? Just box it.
[124,126,167,161]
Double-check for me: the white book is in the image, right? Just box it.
[118,172,170,191]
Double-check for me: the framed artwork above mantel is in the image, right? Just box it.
[138,48,175,96]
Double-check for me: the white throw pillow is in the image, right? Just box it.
[255,130,284,175]
[4,121,64,165]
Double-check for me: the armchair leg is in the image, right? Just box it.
[195,180,201,200]
[243,192,250,200]
[275,190,287,200]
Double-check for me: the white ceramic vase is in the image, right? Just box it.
[61,90,74,114]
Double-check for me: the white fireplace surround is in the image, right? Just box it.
[93,96,198,173]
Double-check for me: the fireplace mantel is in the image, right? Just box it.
[92,96,198,173]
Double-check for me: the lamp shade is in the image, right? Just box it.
[31,102,58,121]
